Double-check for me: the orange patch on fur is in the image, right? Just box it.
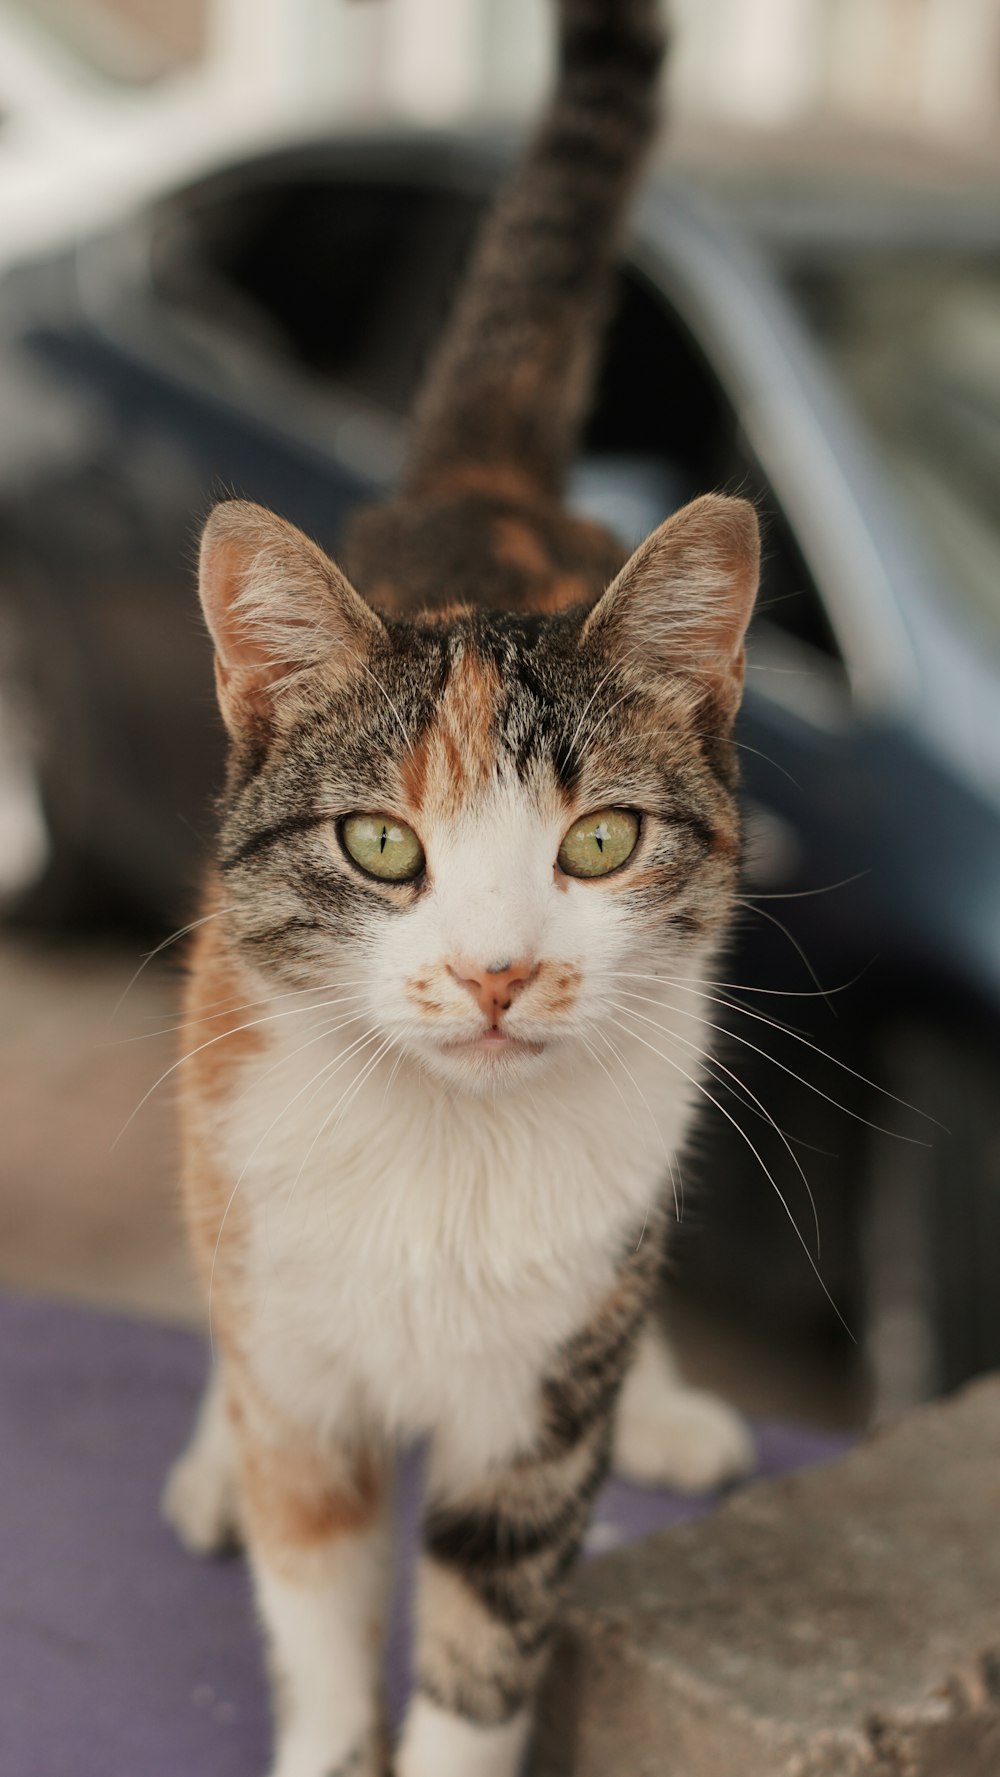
[533,961,581,1017]
[444,647,500,797]
[175,896,271,1323]
[405,643,501,819]
[421,461,541,507]
[181,916,265,1105]
[405,975,447,1017]
[237,1431,382,1565]
[399,730,431,815]
[419,601,475,627]
[178,1136,246,1308]
[439,726,467,800]
[711,824,740,858]
[610,864,663,893]
[533,573,591,613]
[492,517,553,580]
[365,579,401,611]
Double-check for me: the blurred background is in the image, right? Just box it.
[1,0,998,1433]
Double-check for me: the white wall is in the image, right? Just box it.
[213,0,999,141]
[20,0,1000,143]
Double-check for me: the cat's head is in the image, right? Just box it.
[198,496,758,1093]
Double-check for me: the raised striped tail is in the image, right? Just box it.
[404,0,667,502]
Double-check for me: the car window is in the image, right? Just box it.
[582,267,843,667]
[152,174,483,415]
[789,254,1000,654]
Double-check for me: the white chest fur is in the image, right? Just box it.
[210,1013,701,1479]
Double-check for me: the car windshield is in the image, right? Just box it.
[789,252,1000,649]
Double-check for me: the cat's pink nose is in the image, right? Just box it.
[450,959,538,1025]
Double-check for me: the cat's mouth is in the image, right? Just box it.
[441,1030,546,1060]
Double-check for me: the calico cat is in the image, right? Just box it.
[163,1,758,1773]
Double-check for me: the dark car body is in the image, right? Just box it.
[2,129,998,1400]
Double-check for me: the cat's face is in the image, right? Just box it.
[200,499,757,1094]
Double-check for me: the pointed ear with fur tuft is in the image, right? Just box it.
[198,500,385,736]
[581,494,760,714]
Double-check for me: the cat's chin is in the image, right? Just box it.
[419,1031,551,1092]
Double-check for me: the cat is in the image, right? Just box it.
[162,1,758,1773]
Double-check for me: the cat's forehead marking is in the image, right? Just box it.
[390,612,621,826]
[399,638,503,817]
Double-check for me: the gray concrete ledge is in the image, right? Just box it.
[536,1377,1000,1775]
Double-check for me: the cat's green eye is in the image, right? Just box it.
[558,808,640,879]
[341,813,425,883]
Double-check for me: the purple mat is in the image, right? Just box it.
[0,1295,850,1777]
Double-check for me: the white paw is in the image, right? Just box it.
[613,1382,754,1494]
[268,1739,385,1777]
[397,1696,529,1777]
[612,1320,755,1494]
[161,1443,241,1555]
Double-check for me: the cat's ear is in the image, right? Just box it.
[198,500,384,734]
[581,495,759,713]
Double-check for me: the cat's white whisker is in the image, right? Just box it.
[575,1029,632,1116]
[693,1053,836,1159]
[744,869,871,903]
[113,987,369,1046]
[208,1022,383,1345]
[591,1022,682,1225]
[114,996,378,1147]
[380,1044,407,1110]
[564,661,621,757]
[576,683,638,754]
[241,1024,379,1179]
[230,1009,371,1109]
[355,658,412,747]
[598,1024,683,1228]
[284,1032,392,1209]
[609,995,821,1258]
[605,1010,854,1340]
[692,729,801,788]
[328,1039,397,1141]
[110,905,237,1017]
[282,1036,399,1233]
[609,971,943,1138]
[733,897,837,1015]
[159,974,373,1020]
[207,1170,249,1355]
[612,964,869,1002]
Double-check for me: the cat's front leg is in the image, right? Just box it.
[230,1382,392,1777]
[397,1426,611,1777]
[396,1266,652,1777]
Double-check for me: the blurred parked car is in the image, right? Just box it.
[1,127,997,1407]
